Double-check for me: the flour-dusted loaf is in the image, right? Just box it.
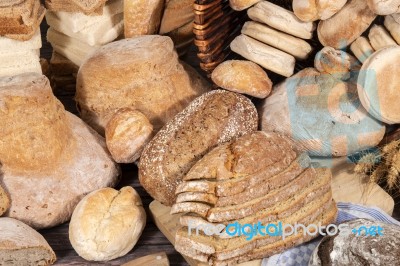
[0,217,56,265]
[171,132,338,265]
[105,108,153,163]
[139,90,258,206]
[318,0,377,49]
[309,219,400,265]
[211,60,272,98]
[358,46,400,124]
[69,187,146,261]
[124,0,164,37]
[293,0,347,22]
[76,36,211,135]
[260,67,385,157]
[368,0,400,15]
[0,183,10,216]
[0,73,120,229]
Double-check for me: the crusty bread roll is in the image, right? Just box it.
[350,36,375,63]
[124,0,164,37]
[69,187,146,261]
[211,60,272,98]
[314,46,360,80]
[358,46,400,124]
[261,68,385,157]
[139,90,258,206]
[0,217,56,265]
[231,34,295,77]
[384,13,400,44]
[229,0,261,11]
[76,36,210,135]
[368,25,397,51]
[105,108,153,163]
[0,183,10,216]
[0,73,120,229]
[318,0,376,49]
[248,1,316,39]
[293,0,347,22]
[241,21,313,59]
[367,0,400,15]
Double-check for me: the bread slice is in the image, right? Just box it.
[45,11,123,46]
[51,0,123,33]
[0,50,41,77]
[1,1,45,41]
[0,217,56,265]
[0,28,41,50]
[0,0,36,27]
[45,0,107,14]
[0,183,10,216]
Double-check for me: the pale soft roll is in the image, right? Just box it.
[248,1,316,39]
[293,0,347,21]
[229,0,262,11]
[69,187,146,261]
[384,14,400,44]
[318,0,376,49]
[368,25,397,51]
[367,0,400,15]
[241,21,313,60]
[350,37,375,63]
[230,34,295,77]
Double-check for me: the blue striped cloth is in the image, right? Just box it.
[262,202,400,266]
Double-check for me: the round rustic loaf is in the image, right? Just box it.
[0,73,120,229]
[260,68,385,157]
[0,218,56,265]
[75,35,210,135]
[357,46,400,124]
[69,187,146,261]
[139,90,258,206]
[211,60,272,99]
[309,218,400,265]
[105,108,153,163]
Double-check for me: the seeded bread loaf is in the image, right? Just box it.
[139,90,258,206]
[0,217,56,265]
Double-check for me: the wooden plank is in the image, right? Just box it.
[122,252,169,266]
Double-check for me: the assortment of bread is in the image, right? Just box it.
[171,131,337,265]
[0,0,400,265]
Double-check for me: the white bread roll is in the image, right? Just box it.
[384,13,400,44]
[318,0,376,49]
[368,25,397,51]
[368,0,400,15]
[105,108,153,163]
[69,187,146,261]
[211,60,272,98]
[0,218,56,265]
[241,21,313,59]
[293,0,347,22]
[248,1,316,39]
[230,34,295,77]
[350,36,375,63]
[358,46,400,124]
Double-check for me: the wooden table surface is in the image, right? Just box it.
[37,22,400,266]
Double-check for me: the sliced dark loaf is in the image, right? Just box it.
[139,90,258,206]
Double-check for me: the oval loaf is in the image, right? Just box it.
[139,90,258,206]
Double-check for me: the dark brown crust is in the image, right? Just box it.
[139,90,258,206]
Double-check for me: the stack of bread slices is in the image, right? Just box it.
[171,131,338,265]
[45,0,123,66]
[230,1,315,77]
[0,0,45,77]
